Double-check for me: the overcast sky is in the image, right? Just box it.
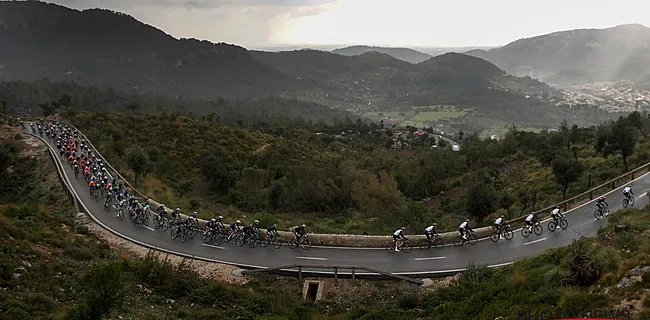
[50,0,649,49]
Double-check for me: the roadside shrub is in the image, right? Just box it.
[396,285,419,309]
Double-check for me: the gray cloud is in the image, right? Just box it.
[47,0,337,47]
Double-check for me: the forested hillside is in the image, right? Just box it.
[0,1,302,99]
[64,109,650,235]
[0,79,354,125]
[2,115,650,319]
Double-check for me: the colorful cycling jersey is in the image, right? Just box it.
[106,183,113,190]
[89,181,96,187]
[525,214,534,222]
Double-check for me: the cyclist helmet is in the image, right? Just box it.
[160,204,165,208]
[500,214,505,218]
[192,211,198,216]
[432,223,437,226]
[254,220,259,225]
[465,218,470,222]
[211,218,216,222]
[218,215,223,220]
[236,220,241,224]
[302,224,307,228]
[401,227,406,230]
[175,208,180,211]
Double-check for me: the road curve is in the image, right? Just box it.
[27,126,650,278]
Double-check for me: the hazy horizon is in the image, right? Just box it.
[47,0,650,48]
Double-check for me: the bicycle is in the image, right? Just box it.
[246,231,265,248]
[490,224,514,242]
[103,197,112,212]
[224,229,242,243]
[386,238,412,253]
[131,210,149,229]
[261,233,282,249]
[622,194,635,208]
[92,188,99,202]
[170,224,188,242]
[547,215,568,232]
[419,234,445,249]
[521,221,543,238]
[201,228,224,246]
[594,205,610,220]
[236,233,251,247]
[152,214,169,231]
[453,229,478,246]
[289,234,312,250]
[115,205,125,220]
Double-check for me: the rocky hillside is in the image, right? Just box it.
[466,24,650,86]
[331,45,433,63]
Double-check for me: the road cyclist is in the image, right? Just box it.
[548,206,568,232]
[594,196,609,220]
[490,215,514,242]
[263,224,282,249]
[454,219,478,246]
[388,227,411,253]
[289,224,311,250]
[420,223,445,249]
[622,185,635,208]
[521,213,543,237]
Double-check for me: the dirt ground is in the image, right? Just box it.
[77,213,248,285]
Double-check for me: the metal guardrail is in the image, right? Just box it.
[505,162,650,226]
[242,264,424,285]
[51,120,650,244]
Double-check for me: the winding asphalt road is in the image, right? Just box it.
[29,126,649,277]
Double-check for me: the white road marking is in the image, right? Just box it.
[638,194,646,198]
[201,244,225,250]
[523,237,547,246]
[296,256,328,261]
[143,226,155,231]
[414,257,446,261]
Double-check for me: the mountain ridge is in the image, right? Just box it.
[465,24,650,85]
[331,45,433,64]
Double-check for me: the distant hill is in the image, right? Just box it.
[466,24,650,86]
[0,1,302,100]
[251,49,567,127]
[0,1,584,129]
[331,45,433,64]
